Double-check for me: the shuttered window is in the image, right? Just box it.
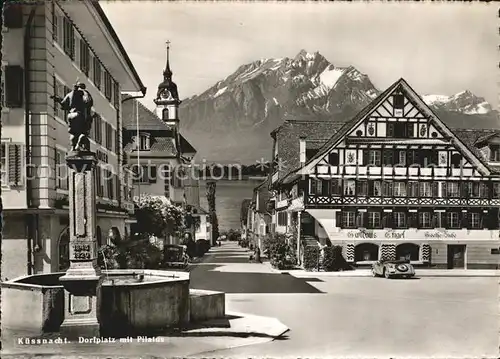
[4,65,24,108]
[105,123,113,150]
[419,212,433,229]
[394,212,406,228]
[93,57,102,90]
[446,212,461,229]
[1,142,23,187]
[113,80,120,108]
[79,39,90,75]
[53,76,67,120]
[52,3,58,42]
[93,114,103,145]
[104,71,112,100]
[63,17,75,60]
[149,166,157,184]
[106,170,114,200]
[341,211,356,228]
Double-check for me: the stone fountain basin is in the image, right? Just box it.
[1,270,225,336]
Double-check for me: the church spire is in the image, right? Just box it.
[155,40,180,103]
[163,40,172,79]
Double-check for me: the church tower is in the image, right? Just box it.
[154,41,181,127]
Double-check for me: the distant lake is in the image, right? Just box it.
[199,178,265,231]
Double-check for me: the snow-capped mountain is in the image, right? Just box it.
[179,50,497,163]
[422,91,492,115]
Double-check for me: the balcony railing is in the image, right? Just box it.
[307,195,500,207]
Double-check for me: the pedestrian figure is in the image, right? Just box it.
[255,246,262,263]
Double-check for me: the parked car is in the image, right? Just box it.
[163,244,189,269]
[372,259,415,279]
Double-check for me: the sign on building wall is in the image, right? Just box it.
[339,228,497,240]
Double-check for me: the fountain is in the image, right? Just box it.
[1,84,225,338]
[1,269,226,337]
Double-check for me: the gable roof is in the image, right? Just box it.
[122,95,172,131]
[123,136,178,156]
[180,135,196,154]
[288,78,492,182]
[272,119,344,185]
[121,95,197,156]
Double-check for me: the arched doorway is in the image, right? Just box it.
[58,226,70,271]
[354,243,379,262]
[396,243,420,261]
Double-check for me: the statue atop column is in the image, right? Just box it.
[52,82,94,153]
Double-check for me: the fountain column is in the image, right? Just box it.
[59,151,103,337]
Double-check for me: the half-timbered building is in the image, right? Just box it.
[271,78,500,269]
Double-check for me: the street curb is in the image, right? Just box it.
[281,270,500,278]
[180,311,289,339]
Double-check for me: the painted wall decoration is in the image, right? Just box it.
[367,123,375,136]
[419,124,427,137]
[439,152,447,166]
[346,150,356,164]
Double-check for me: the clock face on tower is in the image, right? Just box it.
[159,88,171,100]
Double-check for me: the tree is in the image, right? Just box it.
[133,195,185,239]
[206,181,219,245]
[240,199,251,228]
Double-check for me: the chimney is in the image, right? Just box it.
[299,136,306,165]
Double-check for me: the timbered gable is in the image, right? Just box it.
[297,78,492,179]
[346,88,447,140]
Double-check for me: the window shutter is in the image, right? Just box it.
[409,212,418,228]
[355,212,361,227]
[362,150,368,166]
[115,174,120,202]
[321,179,329,196]
[336,211,342,229]
[407,123,414,137]
[4,4,23,28]
[387,123,394,137]
[383,212,391,228]
[5,66,24,108]
[461,212,469,229]
[431,212,438,228]
[149,166,157,183]
[441,182,447,198]
[8,143,23,186]
[432,182,438,197]
[310,178,317,195]
[491,211,500,230]
[362,212,368,228]
[460,182,468,198]
[407,182,414,197]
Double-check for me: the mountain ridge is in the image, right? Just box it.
[179,50,498,163]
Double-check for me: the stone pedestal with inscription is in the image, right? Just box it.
[59,151,103,338]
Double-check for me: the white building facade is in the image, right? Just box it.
[1,1,144,280]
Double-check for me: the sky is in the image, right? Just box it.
[100,1,498,111]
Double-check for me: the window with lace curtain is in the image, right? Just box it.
[447,212,461,229]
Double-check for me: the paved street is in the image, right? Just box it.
[190,242,499,358]
[2,242,498,358]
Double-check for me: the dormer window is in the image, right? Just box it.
[489,145,500,162]
[138,133,151,151]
